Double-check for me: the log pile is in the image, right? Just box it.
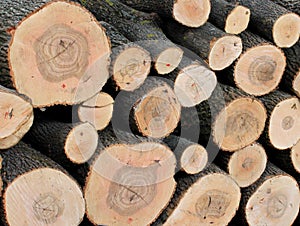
[0,0,299,225]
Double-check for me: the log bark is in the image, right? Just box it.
[259,90,300,150]
[179,84,267,152]
[0,0,51,89]
[112,76,181,138]
[84,129,176,225]
[163,135,208,174]
[8,1,111,107]
[280,42,300,98]
[0,85,34,149]
[23,117,98,168]
[227,0,300,48]
[233,31,286,96]
[164,20,243,71]
[0,142,85,226]
[209,0,250,34]
[77,91,114,131]
[118,0,211,28]
[78,0,183,75]
[152,164,241,226]
[100,21,151,91]
[234,162,300,226]
[270,0,300,15]
[165,55,217,107]
[214,142,267,187]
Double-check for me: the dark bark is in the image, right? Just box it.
[270,0,300,14]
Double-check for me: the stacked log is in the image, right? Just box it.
[0,0,300,225]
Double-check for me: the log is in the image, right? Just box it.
[153,164,241,225]
[165,55,217,107]
[227,0,300,48]
[23,117,98,168]
[8,1,111,107]
[118,0,211,28]
[270,0,300,15]
[84,133,177,225]
[77,91,114,131]
[180,84,267,151]
[214,142,267,187]
[78,0,183,75]
[280,42,300,98]
[266,139,300,176]
[163,135,208,174]
[0,85,34,149]
[209,0,250,34]
[164,20,243,71]
[0,142,85,226]
[100,22,151,91]
[259,90,300,150]
[235,162,300,226]
[233,31,286,96]
[0,0,51,89]
[112,77,181,138]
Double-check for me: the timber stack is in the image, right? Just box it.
[0,0,299,225]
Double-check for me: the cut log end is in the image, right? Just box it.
[228,143,267,188]
[64,122,98,164]
[291,139,300,173]
[78,92,114,131]
[174,64,217,107]
[214,98,266,151]
[173,0,211,27]
[269,97,300,150]
[155,47,183,74]
[9,1,110,107]
[85,142,176,225]
[209,35,242,71]
[0,92,33,149]
[164,173,241,226]
[4,168,85,226]
[135,84,181,138]
[113,46,151,91]
[246,175,300,226]
[234,45,286,96]
[225,6,250,34]
[293,70,300,98]
[180,144,208,174]
[273,13,300,48]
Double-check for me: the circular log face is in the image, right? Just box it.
[85,142,176,225]
[174,64,217,107]
[293,70,300,98]
[246,175,300,226]
[209,35,242,71]
[4,168,85,226]
[269,97,300,149]
[164,174,241,226]
[234,45,286,96]
[225,6,250,34]
[228,143,267,187]
[155,47,183,74]
[9,1,110,107]
[214,98,266,151]
[173,0,211,27]
[113,46,151,91]
[135,84,181,138]
[291,139,300,173]
[273,13,300,48]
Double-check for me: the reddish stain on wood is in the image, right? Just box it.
[166,63,171,67]
[62,84,66,89]
[127,218,133,224]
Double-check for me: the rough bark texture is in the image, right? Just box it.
[270,0,300,14]
[78,0,183,74]
[164,20,242,70]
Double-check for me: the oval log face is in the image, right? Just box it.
[9,1,110,107]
